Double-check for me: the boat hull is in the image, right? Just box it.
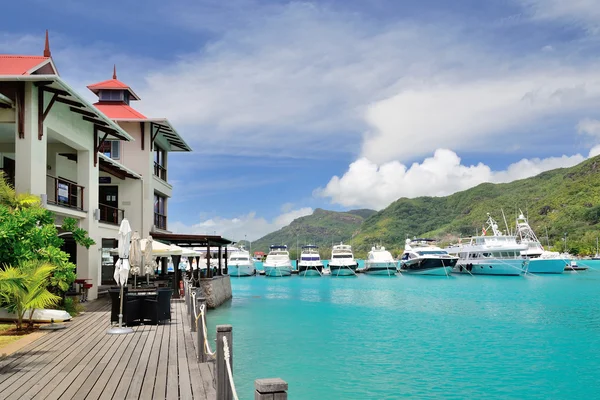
[263,265,293,277]
[524,258,566,274]
[329,264,358,276]
[228,264,256,277]
[453,260,523,276]
[401,258,457,276]
[365,262,397,275]
[298,268,322,276]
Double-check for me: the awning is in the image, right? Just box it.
[99,153,141,180]
[149,232,233,247]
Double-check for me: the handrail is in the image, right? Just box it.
[98,203,124,225]
[153,162,167,181]
[46,175,85,211]
[192,292,215,357]
[222,336,240,400]
[154,212,167,230]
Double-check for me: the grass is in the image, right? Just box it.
[0,323,34,349]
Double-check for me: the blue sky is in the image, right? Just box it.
[3,0,600,240]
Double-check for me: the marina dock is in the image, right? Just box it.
[0,299,216,400]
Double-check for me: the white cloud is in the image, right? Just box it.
[169,207,314,241]
[520,0,600,31]
[316,149,587,210]
[589,145,600,158]
[577,118,600,137]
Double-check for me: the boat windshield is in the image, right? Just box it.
[230,257,249,261]
[416,250,448,255]
[301,256,320,261]
[332,254,353,259]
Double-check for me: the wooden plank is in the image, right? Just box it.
[139,323,165,400]
[177,302,194,400]
[98,325,148,400]
[125,322,159,399]
[181,300,208,399]
[57,334,122,400]
[152,317,171,400]
[0,304,108,391]
[199,362,217,399]
[79,325,138,400]
[2,307,110,399]
[166,303,179,400]
[67,330,129,400]
[42,327,117,399]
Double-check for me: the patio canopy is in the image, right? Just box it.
[110,239,184,256]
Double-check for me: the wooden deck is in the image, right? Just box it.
[0,299,216,400]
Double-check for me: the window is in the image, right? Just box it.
[154,194,166,215]
[154,146,167,180]
[99,90,124,102]
[98,140,120,160]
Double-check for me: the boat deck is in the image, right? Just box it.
[0,298,216,400]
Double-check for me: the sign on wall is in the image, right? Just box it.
[99,176,112,184]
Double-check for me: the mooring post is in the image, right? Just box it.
[254,378,288,400]
[190,288,201,332]
[216,325,233,400]
[196,294,207,362]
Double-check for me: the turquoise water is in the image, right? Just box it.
[208,267,600,399]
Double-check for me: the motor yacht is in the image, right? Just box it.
[297,245,323,276]
[445,214,526,276]
[329,243,358,276]
[365,245,397,276]
[263,245,293,277]
[515,213,566,274]
[400,238,457,276]
[228,246,256,277]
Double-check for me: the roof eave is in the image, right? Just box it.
[0,75,134,142]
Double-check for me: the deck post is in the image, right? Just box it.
[196,294,207,362]
[216,325,233,400]
[190,287,201,332]
[185,279,191,314]
[254,378,288,400]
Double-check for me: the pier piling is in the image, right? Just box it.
[216,324,233,400]
[254,378,288,400]
[196,294,207,362]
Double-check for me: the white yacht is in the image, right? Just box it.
[445,214,527,276]
[297,245,323,276]
[365,245,397,276]
[400,238,457,276]
[227,246,256,277]
[515,213,566,274]
[329,243,358,276]
[263,245,293,277]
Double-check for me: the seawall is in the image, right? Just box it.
[200,275,232,308]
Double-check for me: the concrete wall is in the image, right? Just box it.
[199,276,232,309]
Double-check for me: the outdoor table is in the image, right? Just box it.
[126,290,158,324]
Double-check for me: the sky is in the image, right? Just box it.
[3,0,600,241]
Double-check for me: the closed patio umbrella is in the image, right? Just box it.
[143,236,155,285]
[108,219,134,335]
[129,231,142,287]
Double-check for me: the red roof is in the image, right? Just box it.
[87,78,141,100]
[93,102,147,120]
[0,55,50,75]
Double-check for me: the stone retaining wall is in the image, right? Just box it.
[199,275,232,308]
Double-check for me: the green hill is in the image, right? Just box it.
[251,208,375,258]
[351,155,600,257]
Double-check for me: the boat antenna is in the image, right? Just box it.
[501,208,510,235]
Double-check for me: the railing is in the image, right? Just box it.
[154,162,167,181]
[46,175,85,211]
[98,203,124,225]
[154,212,167,230]
[187,283,288,400]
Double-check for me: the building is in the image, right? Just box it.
[0,32,192,299]
[86,66,192,282]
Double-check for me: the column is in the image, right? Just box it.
[76,149,99,300]
[15,83,46,196]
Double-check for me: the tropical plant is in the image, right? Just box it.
[0,173,95,299]
[0,261,60,330]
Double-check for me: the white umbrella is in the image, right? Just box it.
[144,236,155,284]
[129,231,142,287]
[108,219,133,335]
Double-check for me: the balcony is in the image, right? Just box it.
[154,162,167,181]
[154,212,167,231]
[46,175,85,211]
[99,203,124,225]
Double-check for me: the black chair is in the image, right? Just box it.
[144,288,172,324]
[126,297,142,326]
